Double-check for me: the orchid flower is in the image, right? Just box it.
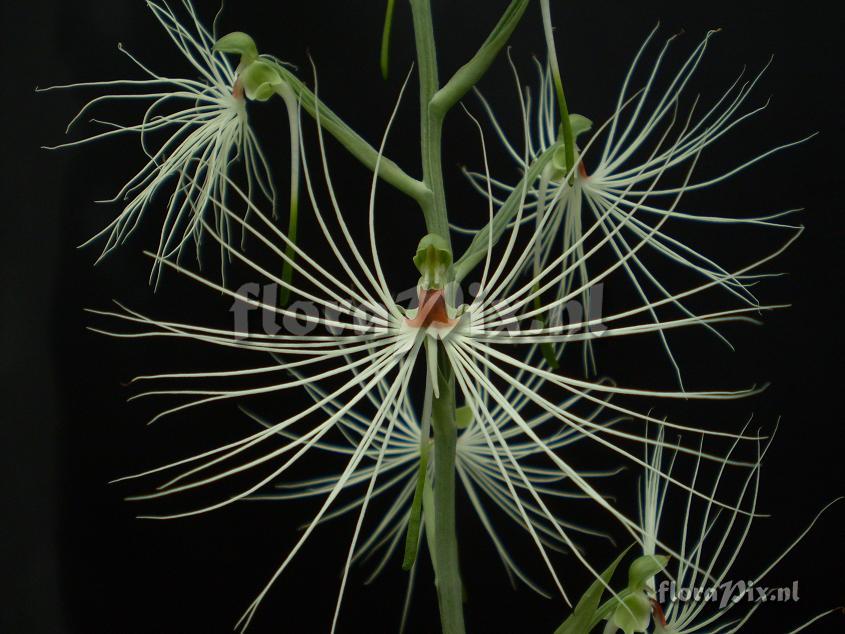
[624,424,841,634]
[84,54,801,630]
[246,358,623,607]
[40,1,298,286]
[463,28,809,383]
[45,2,832,632]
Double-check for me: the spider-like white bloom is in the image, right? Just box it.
[630,425,840,634]
[246,363,623,609]
[463,28,808,381]
[92,69,794,631]
[42,1,276,282]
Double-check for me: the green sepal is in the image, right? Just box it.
[455,405,473,429]
[214,31,259,66]
[609,591,652,634]
[567,113,593,140]
[413,233,453,290]
[239,60,284,102]
[628,554,669,591]
[554,546,631,634]
[401,445,430,571]
[551,145,568,177]
[550,114,593,179]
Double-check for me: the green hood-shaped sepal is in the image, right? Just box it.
[566,113,593,140]
[550,113,593,179]
[413,234,453,290]
[214,31,259,67]
[609,591,652,634]
[627,554,669,591]
[239,60,284,102]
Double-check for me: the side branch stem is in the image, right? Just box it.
[270,63,432,207]
[453,144,559,281]
[431,0,531,116]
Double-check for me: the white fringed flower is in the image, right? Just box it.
[91,69,792,631]
[246,361,623,605]
[636,425,839,634]
[463,28,808,381]
[42,1,276,282]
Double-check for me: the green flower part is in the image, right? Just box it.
[213,31,259,67]
[628,554,669,591]
[558,113,593,144]
[413,233,453,290]
[608,591,652,634]
[239,59,284,102]
[549,113,592,179]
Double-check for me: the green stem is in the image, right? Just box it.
[269,62,431,207]
[533,284,560,369]
[410,0,450,245]
[408,4,464,631]
[430,344,465,634]
[401,441,431,570]
[430,0,531,116]
[453,143,559,281]
[540,0,575,183]
[277,84,300,306]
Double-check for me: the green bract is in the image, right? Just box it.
[414,233,453,290]
[213,31,259,66]
[553,549,629,634]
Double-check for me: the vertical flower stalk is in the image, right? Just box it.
[430,343,464,634]
[409,0,463,630]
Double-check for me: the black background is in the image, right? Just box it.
[2,1,844,633]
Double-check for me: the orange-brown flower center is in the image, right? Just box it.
[650,598,667,627]
[232,77,245,100]
[578,160,588,179]
[405,289,455,329]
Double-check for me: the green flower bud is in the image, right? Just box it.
[628,554,669,591]
[413,234,452,290]
[608,591,652,634]
[239,60,284,102]
[214,31,259,67]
